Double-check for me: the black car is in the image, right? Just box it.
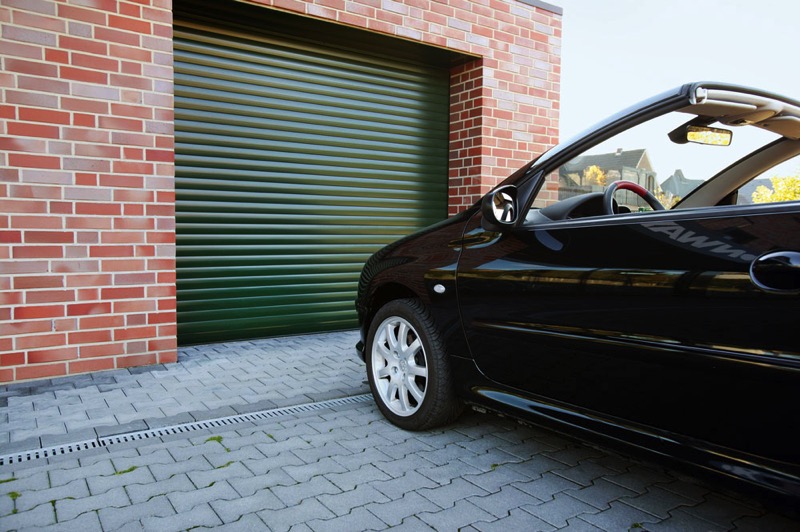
[355,82,800,502]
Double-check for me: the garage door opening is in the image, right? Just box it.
[174,3,464,344]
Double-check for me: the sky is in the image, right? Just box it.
[555,0,800,140]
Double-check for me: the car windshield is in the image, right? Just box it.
[530,89,800,214]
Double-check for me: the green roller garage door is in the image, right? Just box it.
[174,12,451,344]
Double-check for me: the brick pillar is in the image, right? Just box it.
[0,0,177,382]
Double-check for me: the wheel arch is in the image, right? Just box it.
[361,282,423,335]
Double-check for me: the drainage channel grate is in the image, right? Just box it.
[1,393,373,467]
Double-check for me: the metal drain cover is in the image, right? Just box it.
[1,394,372,466]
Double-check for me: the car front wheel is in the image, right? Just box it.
[366,299,462,430]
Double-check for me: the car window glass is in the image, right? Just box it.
[734,153,800,206]
[528,109,795,221]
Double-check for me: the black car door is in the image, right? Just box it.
[456,202,800,464]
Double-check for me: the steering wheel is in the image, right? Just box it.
[603,180,665,214]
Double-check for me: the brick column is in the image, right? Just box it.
[0,0,176,382]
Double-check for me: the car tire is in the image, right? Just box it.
[365,298,463,430]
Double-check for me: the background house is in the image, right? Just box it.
[1,0,562,382]
[559,148,657,208]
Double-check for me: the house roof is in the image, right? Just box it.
[562,148,650,174]
[661,169,704,197]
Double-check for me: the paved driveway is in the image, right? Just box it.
[1,331,797,531]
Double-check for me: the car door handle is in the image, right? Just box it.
[749,251,800,293]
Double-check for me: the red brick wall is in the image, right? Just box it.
[0,0,176,383]
[1,0,559,383]
[243,0,562,215]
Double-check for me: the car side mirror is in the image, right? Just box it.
[481,185,518,231]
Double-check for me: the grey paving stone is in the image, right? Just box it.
[255,435,313,458]
[330,447,392,471]
[418,443,477,467]
[271,475,341,508]
[1,436,45,454]
[567,477,638,511]
[389,515,437,531]
[204,445,263,468]
[374,436,434,460]
[522,493,599,528]
[187,461,253,490]
[205,512,269,531]
[258,498,335,532]
[624,505,729,531]
[192,405,239,421]
[473,507,558,532]
[603,464,678,495]
[56,486,129,522]
[559,516,607,531]
[468,484,545,519]
[732,510,800,532]
[79,448,138,467]
[49,459,115,488]
[210,486,286,522]
[465,448,525,473]
[680,491,762,527]
[144,454,214,480]
[168,479,239,513]
[125,472,194,505]
[141,502,222,530]
[0,489,16,515]
[166,439,224,462]
[0,497,56,529]
[462,462,533,493]
[552,459,620,488]
[317,484,389,516]
[372,470,439,501]
[97,493,174,530]
[40,428,98,448]
[419,498,496,530]
[228,468,296,498]
[284,457,347,483]
[460,433,524,455]
[543,444,605,467]
[30,508,103,532]
[307,506,388,532]
[418,477,491,510]
[515,471,584,502]
[366,491,440,527]
[336,431,396,454]
[95,420,148,438]
[13,477,89,513]
[213,431,274,454]
[290,441,350,464]
[0,469,49,492]
[418,460,482,485]
[86,463,155,495]
[324,463,390,492]
[241,450,304,477]
[619,484,699,518]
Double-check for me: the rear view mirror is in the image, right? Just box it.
[686,125,732,146]
[481,185,518,231]
[669,121,732,146]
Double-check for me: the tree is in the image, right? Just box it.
[751,173,800,204]
[582,165,607,186]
